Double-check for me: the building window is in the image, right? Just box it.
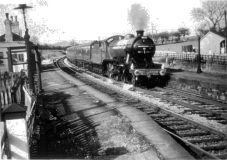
[12,53,25,63]
[182,45,193,52]
[12,54,17,60]
[0,52,3,65]
[0,52,3,59]
[18,54,24,62]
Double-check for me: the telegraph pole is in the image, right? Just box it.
[14,4,35,94]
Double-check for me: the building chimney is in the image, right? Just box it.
[4,13,13,42]
[11,16,20,35]
[136,30,144,37]
[5,13,9,19]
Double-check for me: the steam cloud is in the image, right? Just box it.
[128,3,150,31]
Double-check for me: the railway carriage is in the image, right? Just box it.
[66,30,167,86]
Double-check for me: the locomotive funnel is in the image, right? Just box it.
[136,30,144,37]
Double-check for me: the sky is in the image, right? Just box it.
[0,0,201,43]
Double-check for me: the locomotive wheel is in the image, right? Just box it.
[113,75,119,81]
[131,76,138,86]
[106,63,114,78]
[117,74,123,81]
[121,74,128,83]
[122,68,131,83]
[157,75,169,87]
[122,75,128,83]
[148,77,159,88]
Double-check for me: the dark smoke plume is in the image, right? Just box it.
[128,3,150,31]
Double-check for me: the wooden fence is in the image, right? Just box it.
[0,71,26,159]
[0,72,25,106]
[155,51,227,65]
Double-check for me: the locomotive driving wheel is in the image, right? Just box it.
[106,63,114,78]
[122,75,128,83]
[122,68,131,83]
[131,75,138,86]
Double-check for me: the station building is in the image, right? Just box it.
[200,31,226,55]
[0,13,27,73]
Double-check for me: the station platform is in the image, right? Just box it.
[39,68,195,159]
[168,69,227,101]
[170,69,227,86]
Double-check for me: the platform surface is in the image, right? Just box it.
[171,70,227,86]
[41,68,195,160]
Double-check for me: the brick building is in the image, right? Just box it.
[0,13,27,73]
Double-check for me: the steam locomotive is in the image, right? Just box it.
[66,30,167,86]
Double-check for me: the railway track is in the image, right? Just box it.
[155,87,227,119]
[53,57,227,159]
[136,87,227,124]
[161,86,227,104]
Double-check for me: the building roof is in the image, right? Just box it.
[3,103,26,113]
[0,33,24,42]
[201,30,226,41]
[210,30,225,38]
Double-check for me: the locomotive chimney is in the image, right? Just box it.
[136,30,144,37]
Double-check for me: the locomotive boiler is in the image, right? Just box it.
[66,30,166,86]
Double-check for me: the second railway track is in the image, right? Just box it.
[53,57,227,159]
[138,87,227,122]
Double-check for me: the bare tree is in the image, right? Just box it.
[191,0,227,31]
[172,31,181,42]
[70,39,78,46]
[152,33,160,43]
[30,35,39,44]
[194,22,210,36]
[169,31,176,42]
[159,31,169,44]
[178,27,190,39]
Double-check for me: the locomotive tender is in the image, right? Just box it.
[66,30,166,86]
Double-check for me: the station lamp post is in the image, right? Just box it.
[197,36,202,73]
[14,4,35,94]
